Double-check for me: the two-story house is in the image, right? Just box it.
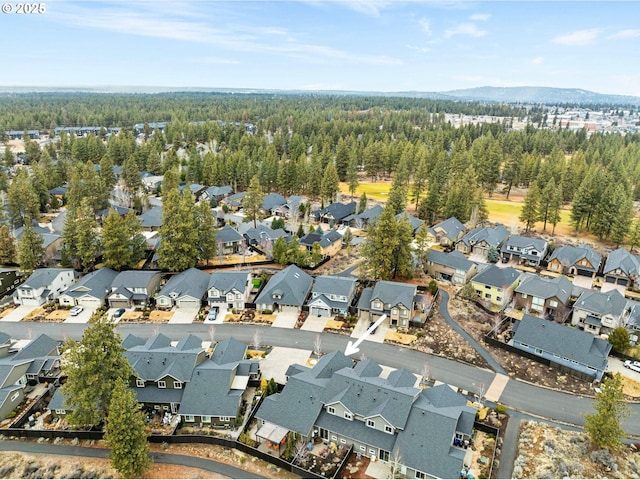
[306,275,358,317]
[255,351,476,479]
[0,268,22,299]
[107,270,162,309]
[547,244,602,278]
[202,185,233,205]
[513,274,573,320]
[511,314,611,381]
[254,265,313,313]
[358,280,417,330]
[343,205,383,230]
[207,270,252,311]
[456,225,509,258]
[13,268,75,306]
[470,265,521,309]
[299,230,343,259]
[425,250,478,284]
[216,225,245,255]
[571,289,630,336]
[602,247,640,288]
[156,268,210,310]
[123,333,207,415]
[138,206,164,232]
[270,195,307,219]
[58,268,119,308]
[312,201,357,225]
[262,193,287,213]
[500,235,549,266]
[179,337,260,428]
[426,217,466,247]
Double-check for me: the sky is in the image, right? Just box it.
[1,1,640,96]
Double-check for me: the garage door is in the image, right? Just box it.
[605,276,616,284]
[576,269,593,277]
[110,299,130,309]
[77,297,102,308]
[281,305,298,313]
[310,307,331,317]
[177,299,201,309]
[617,278,629,286]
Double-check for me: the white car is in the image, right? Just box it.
[624,360,640,374]
[69,306,84,316]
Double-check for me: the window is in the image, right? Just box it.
[521,293,528,299]
[344,412,353,420]
[535,348,543,355]
[162,405,169,411]
[327,406,335,414]
[373,301,382,309]
[415,472,427,479]
[340,438,346,444]
[360,445,366,452]
[174,381,183,389]
[11,391,20,402]
[55,409,66,415]
[485,293,491,299]
[401,309,408,317]
[391,309,398,315]
[158,381,166,388]
[202,416,211,423]
[366,419,375,428]
[184,415,195,422]
[136,379,145,387]
[550,300,558,308]
[331,435,337,441]
[220,416,231,422]
[384,425,393,434]
[496,297,502,302]
[154,405,161,410]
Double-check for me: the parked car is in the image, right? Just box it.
[113,308,126,319]
[69,306,84,316]
[207,307,219,322]
[624,360,640,374]
[369,321,378,334]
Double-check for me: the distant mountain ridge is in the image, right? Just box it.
[438,86,640,106]
[1,85,639,106]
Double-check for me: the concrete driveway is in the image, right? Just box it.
[607,357,640,383]
[300,314,329,332]
[271,311,298,328]
[168,308,199,324]
[0,305,37,322]
[350,317,388,343]
[572,275,594,289]
[260,346,311,384]
[64,306,98,324]
[204,306,228,325]
[469,253,488,264]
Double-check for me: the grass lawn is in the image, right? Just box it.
[339,181,393,202]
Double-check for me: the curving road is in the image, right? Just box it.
[0,440,263,479]
[2,321,640,438]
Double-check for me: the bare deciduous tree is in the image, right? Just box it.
[313,334,323,357]
[253,329,262,351]
[208,325,216,345]
[420,361,431,386]
[388,448,403,479]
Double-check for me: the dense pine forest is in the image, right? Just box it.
[2,92,640,273]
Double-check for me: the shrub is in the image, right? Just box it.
[262,309,273,315]
[495,404,507,415]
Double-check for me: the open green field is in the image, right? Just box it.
[339,181,393,201]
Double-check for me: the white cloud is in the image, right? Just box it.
[552,29,600,46]
[406,44,431,54]
[445,23,487,38]
[322,0,394,17]
[419,18,432,35]
[190,57,240,65]
[608,29,640,39]
[469,13,490,21]
[532,56,544,65]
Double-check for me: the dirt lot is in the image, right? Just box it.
[513,420,640,479]
[0,439,298,479]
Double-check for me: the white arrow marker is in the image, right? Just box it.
[345,314,387,356]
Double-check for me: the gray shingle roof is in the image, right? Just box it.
[512,314,611,371]
[211,338,247,365]
[428,250,475,272]
[111,270,160,290]
[370,281,417,311]
[548,244,602,272]
[244,225,291,244]
[205,185,233,198]
[138,206,163,228]
[216,225,244,243]
[12,334,59,360]
[313,201,357,222]
[299,230,342,249]
[207,271,251,296]
[428,217,466,242]
[472,265,520,288]
[515,274,572,304]
[344,204,383,224]
[574,289,628,317]
[459,225,509,248]
[501,235,548,257]
[254,265,313,307]
[262,193,287,211]
[0,332,10,346]
[314,409,397,451]
[63,268,119,300]
[157,268,210,301]
[395,212,424,232]
[21,269,74,290]
[310,275,357,304]
[603,247,640,277]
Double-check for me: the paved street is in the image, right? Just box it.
[2,321,640,437]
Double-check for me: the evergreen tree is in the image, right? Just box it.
[347,156,359,199]
[584,373,629,451]
[272,236,287,263]
[538,179,558,231]
[0,225,17,265]
[411,157,429,209]
[608,327,630,353]
[610,188,634,247]
[61,315,134,427]
[321,161,340,205]
[157,189,199,271]
[358,192,368,214]
[196,202,217,263]
[387,177,407,215]
[628,220,640,253]
[391,215,415,279]
[17,220,44,275]
[308,153,323,200]
[519,183,540,232]
[243,175,263,228]
[102,209,133,270]
[7,169,39,224]
[414,226,430,273]
[487,245,500,263]
[74,198,101,272]
[125,211,147,267]
[104,380,152,478]
[311,242,323,266]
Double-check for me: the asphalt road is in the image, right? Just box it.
[3,321,640,437]
[0,440,263,479]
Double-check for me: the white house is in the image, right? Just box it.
[13,268,75,306]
